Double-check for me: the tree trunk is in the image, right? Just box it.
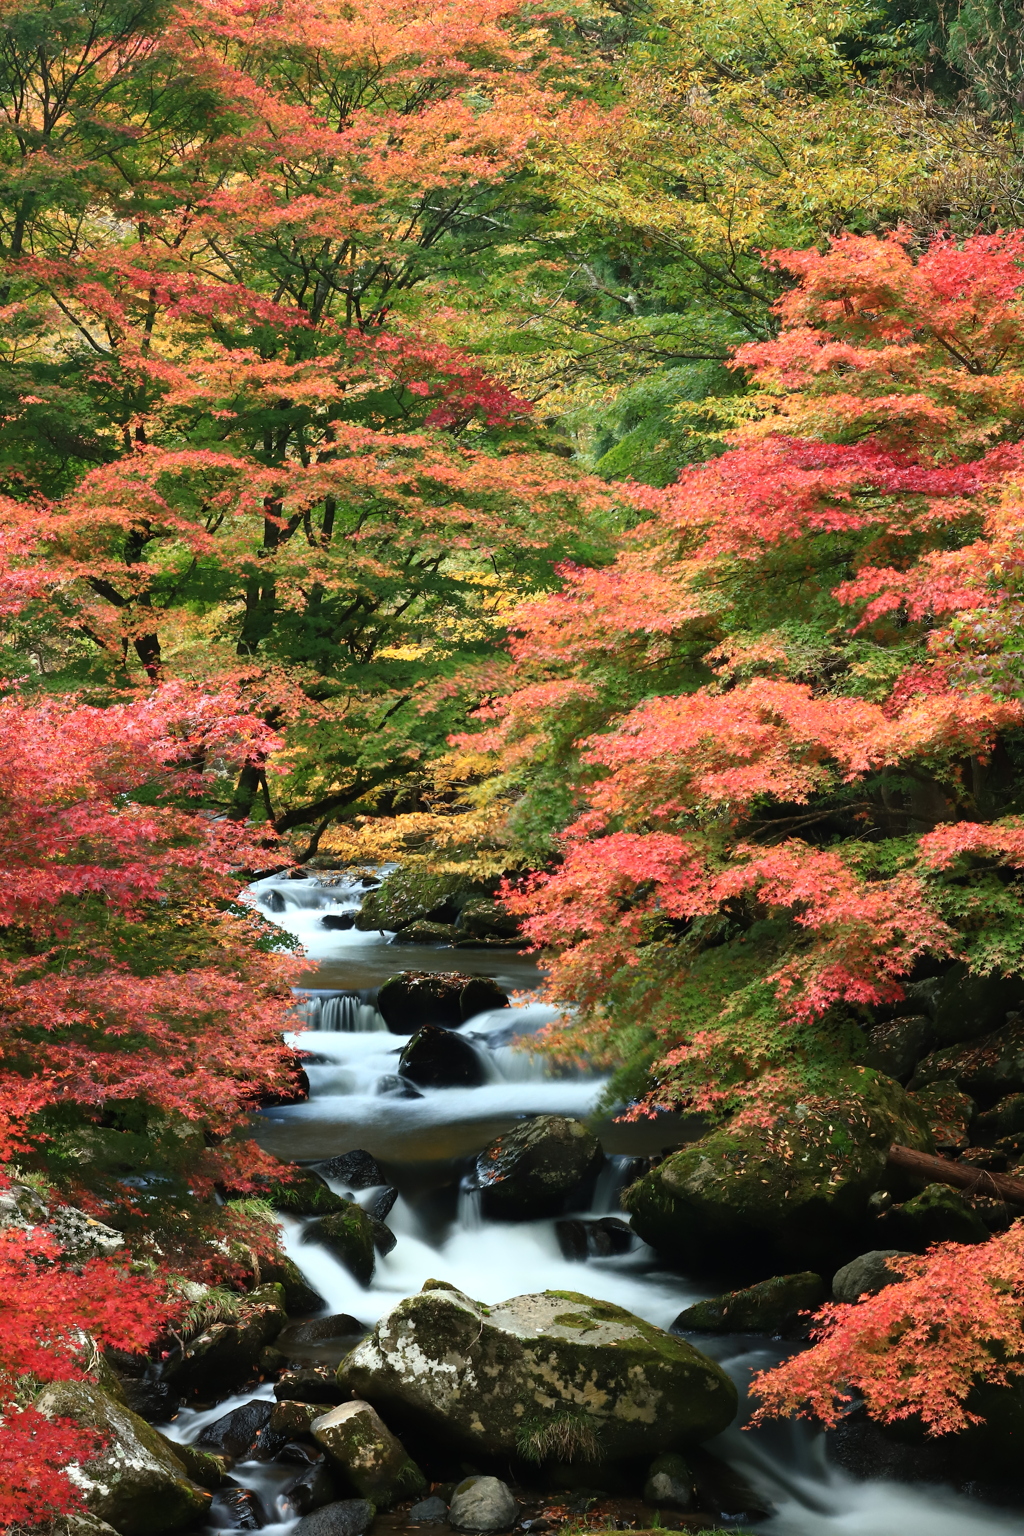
[888,1143,1024,1207]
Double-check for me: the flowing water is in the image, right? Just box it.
[162,872,1024,1535]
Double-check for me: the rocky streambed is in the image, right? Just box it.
[27,870,1024,1536]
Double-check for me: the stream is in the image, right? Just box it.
[163,872,1024,1536]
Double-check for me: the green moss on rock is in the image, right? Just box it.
[623,1070,933,1270]
[337,1284,737,1461]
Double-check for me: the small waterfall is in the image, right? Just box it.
[457,1176,484,1231]
[295,991,385,1032]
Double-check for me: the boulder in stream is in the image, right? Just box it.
[304,1202,377,1286]
[265,1166,350,1218]
[672,1271,824,1335]
[312,1399,426,1505]
[196,1397,284,1460]
[832,1249,909,1302]
[282,1457,339,1517]
[163,1283,288,1400]
[623,1069,933,1270]
[33,1380,212,1535]
[398,1022,485,1088]
[320,1149,384,1188]
[377,970,509,1032]
[337,1282,737,1461]
[291,1499,376,1536]
[448,1475,518,1532]
[475,1115,602,1220]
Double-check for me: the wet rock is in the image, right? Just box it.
[911,1016,1024,1101]
[280,1459,339,1518]
[643,1452,695,1510]
[398,1023,485,1088]
[33,1380,211,1535]
[209,1483,265,1529]
[369,1216,397,1256]
[475,1116,602,1220]
[929,963,1024,1046]
[369,1186,398,1221]
[304,1203,377,1286]
[275,1366,346,1405]
[196,1399,280,1460]
[589,1217,636,1256]
[277,1314,367,1354]
[832,1249,910,1303]
[270,1401,319,1438]
[555,1218,589,1262]
[448,1476,517,1532]
[378,971,466,1031]
[408,1496,449,1522]
[826,1409,960,1485]
[624,1070,932,1270]
[322,913,356,930]
[459,976,511,1021]
[454,900,522,944]
[906,1083,975,1151]
[338,1282,737,1461]
[356,869,477,933]
[863,1015,935,1082]
[291,1499,376,1536]
[165,1284,288,1399]
[375,1074,424,1098]
[879,1181,990,1248]
[312,1399,426,1506]
[320,1150,384,1188]
[266,1168,350,1218]
[260,1252,327,1315]
[108,1353,179,1422]
[0,1181,125,1260]
[672,1272,824,1335]
[960,1145,1008,1170]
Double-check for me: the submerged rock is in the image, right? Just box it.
[312,1400,426,1506]
[672,1272,824,1335]
[337,1282,737,1461]
[475,1116,602,1220]
[448,1476,517,1532]
[623,1070,932,1270]
[398,1023,485,1088]
[304,1203,377,1286]
[832,1249,909,1303]
[34,1381,211,1535]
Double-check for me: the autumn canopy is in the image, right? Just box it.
[6,0,1024,1523]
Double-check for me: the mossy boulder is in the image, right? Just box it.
[623,1070,933,1271]
[929,962,1024,1046]
[266,1166,350,1217]
[377,971,509,1032]
[910,1018,1024,1104]
[261,1250,327,1313]
[475,1116,603,1220]
[312,1399,426,1506]
[454,899,522,943]
[877,1182,989,1249]
[337,1282,737,1461]
[906,1083,975,1150]
[34,1381,211,1535]
[671,1272,823,1335]
[163,1283,288,1399]
[305,1202,377,1286]
[398,1023,485,1088]
[356,871,478,933]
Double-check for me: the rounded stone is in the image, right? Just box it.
[832,1250,909,1303]
[448,1476,518,1532]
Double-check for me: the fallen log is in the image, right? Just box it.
[888,1143,1024,1208]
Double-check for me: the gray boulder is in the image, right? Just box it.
[832,1250,909,1303]
[292,1499,376,1536]
[338,1282,737,1462]
[408,1496,449,1522]
[312,1399,426,1506]
[448,1476,517,1532]
[475,1116,602,1220]
[643,1452,696,1510]
[33,1381,211,1535]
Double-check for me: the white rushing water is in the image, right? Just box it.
[166,872,1022,1536]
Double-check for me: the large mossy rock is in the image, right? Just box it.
[34,1381,211,1535]
[929,962,1024,1046]
[672,1272,823,1335]
[337,1282,737,1461]
[623,1071,933,1271]
[355,871,478,933]
[377,971,509,1032]
[910,1018,1024,1103]
[475,1116,603,1220]
[312,1399,426,1506]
